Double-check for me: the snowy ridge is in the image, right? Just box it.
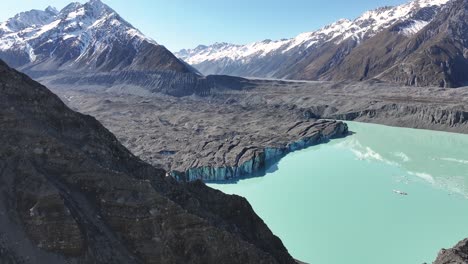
[176,0,449,66]
[176,18,354,65]
[0,0,158,67]
[0,7,58,34]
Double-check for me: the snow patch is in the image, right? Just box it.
[66,8,85,20]
[25,42,36,61]
[400,20,429,36]
[28,19,61,40]
[0,36,17,50]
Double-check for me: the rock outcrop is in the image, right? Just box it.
[0,59,296,263]
[433,239,468,264]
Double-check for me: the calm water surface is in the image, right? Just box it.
[208,122,468,264]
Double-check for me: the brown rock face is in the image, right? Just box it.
[318,0,468,88]
[0,59,295,263]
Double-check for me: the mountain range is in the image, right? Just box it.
[1,0,466,89]
[176,0,468,88]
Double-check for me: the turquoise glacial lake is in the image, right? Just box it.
[208,121,468,264]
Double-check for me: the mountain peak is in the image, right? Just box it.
[45,6,59,15]
[60,2,82,14]
[0,0,194,73]
[84,0,114,15]
[89,0,104,5]
[57,0,115,22]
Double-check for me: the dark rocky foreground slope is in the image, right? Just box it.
[0,60,299,263]
[433,239,468,264]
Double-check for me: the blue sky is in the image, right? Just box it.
[0,0,408,52]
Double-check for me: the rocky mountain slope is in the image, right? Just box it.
[0,59,297,263]
[0,0,191,74]
[176,0,468,88]
[323,0,468,87]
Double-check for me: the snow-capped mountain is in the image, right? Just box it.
[176,0,450,79]
[326,0,468,87]
[0,0,191,74]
